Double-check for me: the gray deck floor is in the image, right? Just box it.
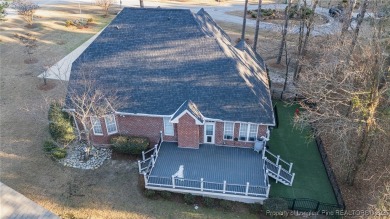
[150,142,266,186]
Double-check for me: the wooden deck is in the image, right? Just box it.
[143,142,270,202]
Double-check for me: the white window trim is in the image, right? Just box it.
[248,124,258,142]
[223,122,234,140]
[105,114,118,135]
[90,116,103,136]
[239,123,258,142]
[163,117,174,136]
[239,123,248,141]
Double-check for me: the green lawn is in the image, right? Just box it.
[267,100,338,205]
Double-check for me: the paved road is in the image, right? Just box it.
[30,0,341,36]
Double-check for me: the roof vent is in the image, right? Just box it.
[168,17,171,20]
[115,25,120,30]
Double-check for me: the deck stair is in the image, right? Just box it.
[262,149,295,186]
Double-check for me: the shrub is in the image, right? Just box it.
[263,198,288,217]
[184,193,196,205]
[0,2,9,20]
[249,203,262,214]
[144,189,156,198]
[87,18,93,23]
[48,102,76,144]
[65,20,74,27]
[110,135,149,155]
[220,200,233,211]
[51,148,67,159]
[202,197,215,208]
[43,140,57,152]
[159,191,172,200]
[261,9,275,17]
[289,5,314,19]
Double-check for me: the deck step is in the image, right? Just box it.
[264,152,295,186]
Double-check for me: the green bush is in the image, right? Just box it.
[288,5,314,19]
[87,18,93,23]
[202,197,215,208]
[48,103,76,144]
[43,140,57,152]
[220,200,233,211]
[51,148,67,159]
[144,189,156,198]
[159,191,172,199]
[110,135,149,155]
[262,9,275,17]
[65,20,74,27]
[263,198,288,217]
[184,193,196,205]
[0,2,9,20]
[249,203,262,214]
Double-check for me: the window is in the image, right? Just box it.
[248,124,258,141]
[239,123,248,141]
[223,122,234,140]
[163,117,174,136]
[239,123,258,141]
[105,114,118,135]
[90,116,103,135]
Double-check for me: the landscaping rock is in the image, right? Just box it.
[59,145,112,170]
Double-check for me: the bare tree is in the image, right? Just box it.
[95,0,116,17]
[295,26,389,185]
[294,0,319,80]
[347,0,369,61]
[11,0,39,26]
[240,0,249,41]
[340,0,357,40]
[276,0,292,64]
[281,41,291,99]
[66,73,121,159]
[253,0,262,51]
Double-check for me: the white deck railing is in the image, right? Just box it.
[144,175,271,198]
[138,131,163,174]
[262,148,295,186]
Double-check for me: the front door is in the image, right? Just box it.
[204,122,215,144]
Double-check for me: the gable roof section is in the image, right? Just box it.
[171,100,204,124]
[66,7,275,125]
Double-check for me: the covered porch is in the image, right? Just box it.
[139,141,270,203]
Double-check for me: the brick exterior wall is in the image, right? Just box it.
[85,114,269,149]
[89,115,177,145]
[177,113,199,148]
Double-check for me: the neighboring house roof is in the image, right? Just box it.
[0,182,59,219]
[171,100,204,124]
[66,7,274,124]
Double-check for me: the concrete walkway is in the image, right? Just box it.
[37,0,340,81]
[0,182,59,219]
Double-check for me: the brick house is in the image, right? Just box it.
[65,7,294,203]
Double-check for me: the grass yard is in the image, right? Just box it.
[267,100,338,205]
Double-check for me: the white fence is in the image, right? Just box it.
[144,175,271,198]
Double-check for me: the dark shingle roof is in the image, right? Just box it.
[66,7,274,124]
